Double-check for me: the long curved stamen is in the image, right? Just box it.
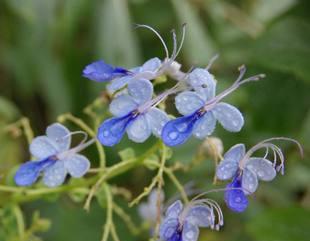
[57,138,96,159]
[206,54,219,70]
[172,23,187,61]
[171,29,178,60]
[138,82,185,113]
[239,137,303,172]
[134,24,169,59]
[57,130,88,146]
[206,66,265,107]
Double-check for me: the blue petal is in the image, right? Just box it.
[109,95,138,117]
[182,221,199,241]
[175,91,204,116]
[46,123,71,152]
[212,102,244,132]
[126,114,151,143]
[162,111,203,146]
[30,136,59,159]
[64,154,90,178]
[97,113,136,146]
[14,158,56,186]
[159,218,179,241]
[165,200,183,219]
[82,60,129,82]
[107,76,133,93]
[43,160,67,187]
[185,205,212,227]
[128,79,153,104]
[192,111,216,139]
[224,176,248,212]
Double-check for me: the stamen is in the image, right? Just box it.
[171,29,178,60]
[240,137,303,171]
[57,138,96,160]
[206,54,219,70]
[206,65,265,106]
[57,130,88,146]
[134,24,169,59]
[173,23,187,61]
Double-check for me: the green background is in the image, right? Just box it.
[0,0,310,241]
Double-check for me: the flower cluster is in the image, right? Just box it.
[12,25,303,241]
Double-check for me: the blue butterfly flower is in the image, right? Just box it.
[138,190,165,224]
[162,68,246,146]
[215,137,302,212]
[159,199,223,241]
[14,123,92,187]
[107,57,162,93]
[82,60,130,82]
[97,78,170,146]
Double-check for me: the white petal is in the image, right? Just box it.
[43,160,67,187]
[216,160,239,180]
[46,123,71,152]
[64,154,90,178]
[242,169,258,195]
[126,115,151,143]
[223,144,246,162]
[185,205,212,227]
[246,158,276,181]
[182,221,199,241]
[175,91,204,115]
[109,95,137,117]
[30,136,58,159]
[193,111,216,139]
[128,79,153,104]
[166,200,183,219]
[145,108,170,137]
[212,102,244,132]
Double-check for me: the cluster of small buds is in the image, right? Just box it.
[13,24,303,241]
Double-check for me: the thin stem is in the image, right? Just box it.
[101,184,112,241]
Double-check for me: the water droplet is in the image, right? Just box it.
[169,132,178,140]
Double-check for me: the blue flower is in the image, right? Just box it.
[107,57,162,93]
[162,68,244,146]
[216,143,278,212]
[14,123,91,187]
[82,60,130,82]
[138,190,164,224]
[159,199,223,241]
[97,78,169,146]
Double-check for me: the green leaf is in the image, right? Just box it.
[246,207,310,241]
[171,0,216,65]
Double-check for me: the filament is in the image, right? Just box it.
[134,24,169,59]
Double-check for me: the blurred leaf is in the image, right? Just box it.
[119,147,136,161]
[251,0,297,23]
[0,96,19,121]
[96,0,141,67]
[248,17,310,83]
[246,207,310,241]
[171,0,216,65]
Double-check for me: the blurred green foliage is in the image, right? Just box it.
[0,0,310,241]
